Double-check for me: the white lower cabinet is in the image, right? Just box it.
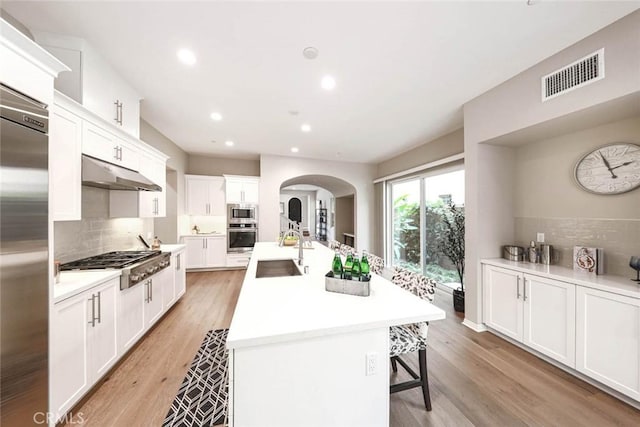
[173,249,186,299]
[183,236,227,269]
[523,274,575,367]
[51,278,118,421]
[483,265,523,341]
[143,269,168,327]
[117,282,145,354]
[576,287,640,401]
[483,265,575,367]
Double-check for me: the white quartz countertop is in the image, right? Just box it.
[481,258,640,299]
[180,233,225,237]
[54,270,121,303]
[160,244,187,253]
[227,242,446,349]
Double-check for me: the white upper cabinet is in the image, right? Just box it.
[225,175,259,204]
[33,32,141,138]
[109,146,168,219]
[186,175,226,215]
[82,120,140,171]
[50,97,82,221]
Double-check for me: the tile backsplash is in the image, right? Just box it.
[515,217,640,277]
[54,186,154,263]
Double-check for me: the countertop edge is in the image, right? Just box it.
[227,311,445,350]
[54,270,122,304]
[481,258,640,299]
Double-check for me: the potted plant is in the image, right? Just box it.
[438,200,465,312]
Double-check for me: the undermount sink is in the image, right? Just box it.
[256,259,302,278]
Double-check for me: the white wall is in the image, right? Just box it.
[462,11,640,326]
[260,155,376,251]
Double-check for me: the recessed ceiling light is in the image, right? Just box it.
[301,124,311,133]
[210,112,222,121]
[303,47,318,60]
[321,75,336,91]
[177,48,197,66]
[291,147,299,153]
[225,140,234,147]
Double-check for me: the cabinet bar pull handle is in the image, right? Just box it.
[96,291,102,324]
[177,254,181,270]
[144,281,149,303]
[114,100,119,124]
[118,102,123,125]
[516,276,521,299]
[88,295,96,327]
[114,146,119,160]
[523,279,528,302]
[150,279,153,302]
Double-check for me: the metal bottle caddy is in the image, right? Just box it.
[325,271,370,297]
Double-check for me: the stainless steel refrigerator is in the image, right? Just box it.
[1,83,49,425]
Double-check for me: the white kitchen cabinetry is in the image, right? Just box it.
[226,253,251,268]
[522,274,576,367]
[483,264,576,367]
[136,150,167,218]
[183,236,227,269]
[51,278,118,421]
[50,98,82,221]
[163,264,176,311]
[109,148,168,218]
[225,175,259,204]
[185,175,226,215]
[33,33,141,138]
[117,282,145,355]
[143,268,168,328]
[576,287,640,401]
[82,120,139,171]
[483,265,522,341]
[173,249,187,299]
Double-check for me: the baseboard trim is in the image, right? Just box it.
[462,318,488,332]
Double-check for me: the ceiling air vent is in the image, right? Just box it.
[542,48,604,101]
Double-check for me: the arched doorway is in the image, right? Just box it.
[279,175,357,246]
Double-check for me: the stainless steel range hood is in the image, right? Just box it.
[82,155,161,191]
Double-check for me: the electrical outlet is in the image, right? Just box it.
[366,352,378,376]
[537,232,545,243]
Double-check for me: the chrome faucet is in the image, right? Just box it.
[279,229,304,266]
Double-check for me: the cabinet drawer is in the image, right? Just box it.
[227,255,250,268]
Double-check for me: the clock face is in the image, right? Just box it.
[574,143,640,195]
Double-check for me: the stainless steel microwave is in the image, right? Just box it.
[228,203,258,224]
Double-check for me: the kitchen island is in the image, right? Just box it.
[227,242,445,427]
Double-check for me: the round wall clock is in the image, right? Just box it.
[574,142,640,195]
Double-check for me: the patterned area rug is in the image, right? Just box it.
[164,329,229,427]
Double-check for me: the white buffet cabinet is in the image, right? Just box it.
[51,245,186,423]
[227,242,445,426]
[482,259,640,405]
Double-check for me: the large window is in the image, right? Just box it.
[388,166,464,288]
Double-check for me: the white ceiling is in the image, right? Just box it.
[4,1,639,163]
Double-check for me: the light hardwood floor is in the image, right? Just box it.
[63,270,640,426]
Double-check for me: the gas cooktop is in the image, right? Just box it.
[60,250,161,270]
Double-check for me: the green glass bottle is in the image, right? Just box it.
[344,252,354,280]
[351,253,361,281]
[360,250,370,280]
[332,250,343,278]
